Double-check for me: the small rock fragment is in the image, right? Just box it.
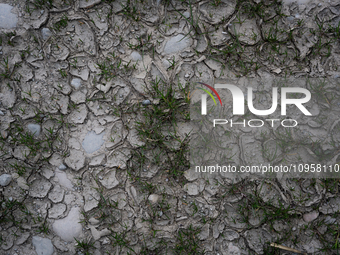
[32,236,54,255]
[0,174,12,186]
[272,68,282,74]
[82,131,105,154]
[27,124,41,137]
[41,28,52,40]
[148,194,160,204]
[58,164,67,170]
[142,100,151,105]
[71,78,82,90]
[303,211,319,222]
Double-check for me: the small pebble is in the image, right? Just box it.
[59,164,67,170]
[142,100,151,105]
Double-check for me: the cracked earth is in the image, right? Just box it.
[1,0,340,254]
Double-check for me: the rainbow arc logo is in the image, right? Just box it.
[197,82,222,106]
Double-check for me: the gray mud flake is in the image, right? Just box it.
[32,236,54,255]
[48,203,67,219]
[53,207,82,241]
[163,34,192,55]
[82,131,105,154]
[68,104,87,124]
[106,148,131,169]
[16,232,30,245]
[98,169,119,189]
[89,154,106,166]
[228,19,261,45]
[0,4,18,29]
[79,0,101,8]
[48,185,65,203]
[65,150,86,171]
[131,51,142,61]
[83,186,100,212]
[29,178,52,198]
[183,183,199,195]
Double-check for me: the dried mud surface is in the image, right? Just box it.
[0,0,340,254]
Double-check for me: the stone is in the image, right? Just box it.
[41,28,52,40]
[48,203,67,219]
[163,34,192,55]
[58,164,67,170]
[303,211,319,222]
[32,236,54,255]
[0,4,18,29]
[27,124,41,137]
[82,131,105,154]
[142,100,151,105]
[53,207,82,241]
[71,78,82,90]
[0,174,12,186]
[65,150,86,171]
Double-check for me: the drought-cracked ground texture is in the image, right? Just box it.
[0,0,340,254]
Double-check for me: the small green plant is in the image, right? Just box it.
[173,225,205,254]
[53,15,69,32]
[97,58,116,81]
[121,0,141,21]
[32,0,53,9]
[75,238,95,255]
[58,68,68,78]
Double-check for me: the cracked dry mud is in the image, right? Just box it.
[1,0,340,254]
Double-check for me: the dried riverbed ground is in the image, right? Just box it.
[1,0,340,254]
